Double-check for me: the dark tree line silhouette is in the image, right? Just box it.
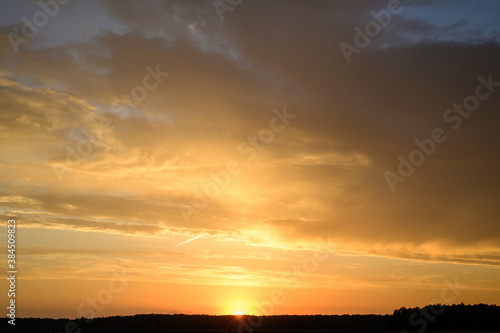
[3,303,499,332]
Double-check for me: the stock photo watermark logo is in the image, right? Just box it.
[237,237,334,333]
[339,0,409,64]
[50,269,129,333]
[402,277,466,333]
[8,0,71,54]
[213,0,243,21]
[384,74,499,192]
[52,64,169,182]
[178,105,296,224]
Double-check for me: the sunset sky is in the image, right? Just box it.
[0,0,500,319]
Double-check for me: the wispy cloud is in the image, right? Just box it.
[176,234,205,247]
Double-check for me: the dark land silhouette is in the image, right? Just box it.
[3,303,499,332]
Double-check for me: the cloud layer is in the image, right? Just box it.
[1,0,499,316]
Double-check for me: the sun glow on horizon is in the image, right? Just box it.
[220,293,258,316]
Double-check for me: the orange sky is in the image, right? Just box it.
[0,0,499,318]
